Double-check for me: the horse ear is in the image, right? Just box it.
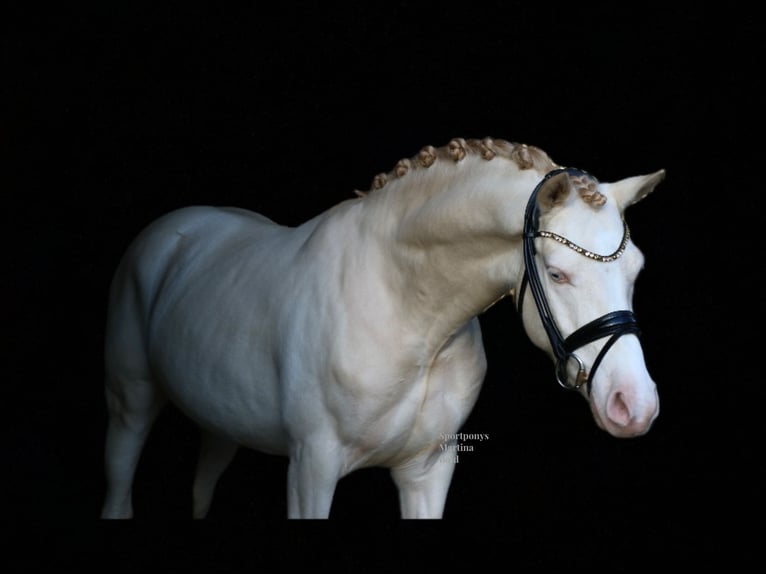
[537,171,571,212]
[608,169,666,212]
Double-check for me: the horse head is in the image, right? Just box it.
[517,168,665,438]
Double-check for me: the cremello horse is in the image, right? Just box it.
[101,138,664,519]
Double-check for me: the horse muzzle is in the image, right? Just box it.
[589,379,659,438]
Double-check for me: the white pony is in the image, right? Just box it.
[101,138,664,519]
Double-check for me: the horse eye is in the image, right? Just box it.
[548,267,568,284]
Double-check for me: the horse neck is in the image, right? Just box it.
[360,156,544,342]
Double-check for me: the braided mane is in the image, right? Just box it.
[356,137,607,207]
[356,138,555,196]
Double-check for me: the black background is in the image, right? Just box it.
[4,2,761,570]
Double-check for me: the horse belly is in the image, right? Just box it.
[149,310,288,454]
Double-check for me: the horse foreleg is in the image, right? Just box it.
[286,440,341,519]
[391,454,456,519]
[192,432,239,519]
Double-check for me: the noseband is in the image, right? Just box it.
[518,168,641,394]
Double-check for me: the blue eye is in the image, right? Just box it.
[548,267,568,284]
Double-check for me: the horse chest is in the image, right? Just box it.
[322,320,488,467]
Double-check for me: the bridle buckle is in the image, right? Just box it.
[555,353,587,390]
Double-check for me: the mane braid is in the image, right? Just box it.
[570,172,607,207]
[355,137,558,196]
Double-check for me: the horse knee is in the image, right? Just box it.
[391,457,456,518]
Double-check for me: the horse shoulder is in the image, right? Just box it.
[276,206,488,461]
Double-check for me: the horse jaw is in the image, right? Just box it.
[584,339,660,438]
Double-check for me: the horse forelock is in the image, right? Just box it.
[569,172,607,208]
[355,138,558,197]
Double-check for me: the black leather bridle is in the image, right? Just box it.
[517,168,641,394]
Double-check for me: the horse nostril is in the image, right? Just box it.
[606,391,632,427]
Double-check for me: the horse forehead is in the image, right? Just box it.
[548,203,625,255]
